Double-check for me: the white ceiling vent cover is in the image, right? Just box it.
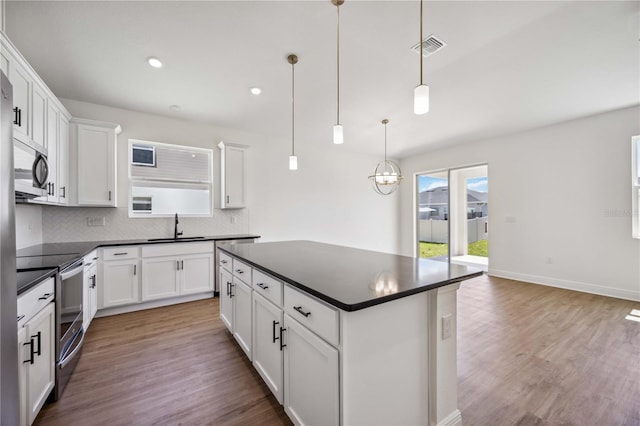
[411,34,447,57]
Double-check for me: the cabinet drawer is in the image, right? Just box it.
[219,251,232,272]
[284,286,339,346]
[17,277,55,328]
[253,269,283,307]
[101,246,139,261]
[142,242,213,258]
[83,250,98,267]
[232,258,251,283]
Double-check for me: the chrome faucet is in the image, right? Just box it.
[174,213,183,239]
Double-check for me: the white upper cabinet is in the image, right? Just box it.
[71,118,121,207]
[218,141,247,209]
[0,32,72,206]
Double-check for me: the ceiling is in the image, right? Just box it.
[5,1,639,158]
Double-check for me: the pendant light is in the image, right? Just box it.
[332,0,344,144]
[368,119,403,195]
[414,0,429,115]
[288,54,298,170]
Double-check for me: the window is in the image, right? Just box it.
[633,136,640,238]
[128,139,213,217]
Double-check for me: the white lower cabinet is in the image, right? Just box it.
[140,243,214,301]
[252,292,284,403]
[141,257,180,300]
[18,302,55,426]
[283,314,339,426]
[232,277,252,359]
[219,268,233,330]
[100,259,140,308]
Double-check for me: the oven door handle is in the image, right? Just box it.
[60,263,84,281]
[59,331,85,369]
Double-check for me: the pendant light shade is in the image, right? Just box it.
[288,54,299,170]
[414,0,429,115]
[414,84,429,114]
[333,124,344,145]
[289,155,298,170]
[369,119,403,195]
[332,0,344,144]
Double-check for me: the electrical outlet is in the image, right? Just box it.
[87,217,106,227]
[442,314,452,340]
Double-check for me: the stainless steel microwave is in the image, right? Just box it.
[14,139,48,200]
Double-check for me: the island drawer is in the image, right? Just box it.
[252,269,283,306]
[17,277,55,328]
[101,246,139,261]
[219,251,233,272]
[284,285,339,346]
[232,258,251,284]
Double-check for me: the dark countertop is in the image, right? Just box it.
[16,234,260,294]
[17,269,57,295]
[218,240,483,312]
[17,234,260,259]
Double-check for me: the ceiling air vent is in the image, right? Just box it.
[411,34,447,57]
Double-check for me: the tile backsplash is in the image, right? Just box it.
[42,206,249,243]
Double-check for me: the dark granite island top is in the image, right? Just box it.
[218,240,483,311]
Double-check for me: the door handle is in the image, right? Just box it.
[257,282,268,290]
[38,293,52,300]
[61,186,66,198]
[229,283,235,298]
[23,339,35,364]
[272,320,280,343]
[133,264,137,275]
[279,327,286,351]
[33,331,42,357]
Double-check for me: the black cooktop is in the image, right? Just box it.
[16,253,81,272]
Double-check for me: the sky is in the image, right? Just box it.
[418,175,488,193]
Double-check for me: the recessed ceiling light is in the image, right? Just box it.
[169,105,181,111]
[147,57,163,68]
[249,87,262,95]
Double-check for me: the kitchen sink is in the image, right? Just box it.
[147,236,207,242]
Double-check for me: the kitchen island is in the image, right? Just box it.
[218,241,483,426]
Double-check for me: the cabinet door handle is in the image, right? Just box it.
[23,339,35,364]
[220,260,227,264]
[257,283,269,290]
[279,327,286,351]
[17,314,25,322]
[235,269,244,274]
[108,190,112,201]
[181,260,184,270]
[226,281,230,296]
[13,107,22,127]
[113,252,128,256]
[272,320,280,343]
[229,283,235,298]
[226,195,230,204]
[293,306,311,318]
[91,275,96,288]
[34,331,42,357]
[38,293,52,300]
[133,264,137,275]
[177,260,180,270]
[61,186,66,198]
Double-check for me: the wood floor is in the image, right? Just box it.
[35,275,640,425]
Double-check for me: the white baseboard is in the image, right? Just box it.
[95,292,214,318]
[488,269,640,302]
[438,409,462,426]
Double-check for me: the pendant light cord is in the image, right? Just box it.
[336,3,340,125]
[384,121,387,162]
[291,61,295,156]
[419,0,423,86]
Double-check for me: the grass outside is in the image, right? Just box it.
[419,239,488,258]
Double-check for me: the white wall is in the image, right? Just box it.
[15,204,42,249]
[399,106,640,301]
[42,99,398,253]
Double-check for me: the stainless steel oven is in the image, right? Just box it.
[55,258,84,400]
